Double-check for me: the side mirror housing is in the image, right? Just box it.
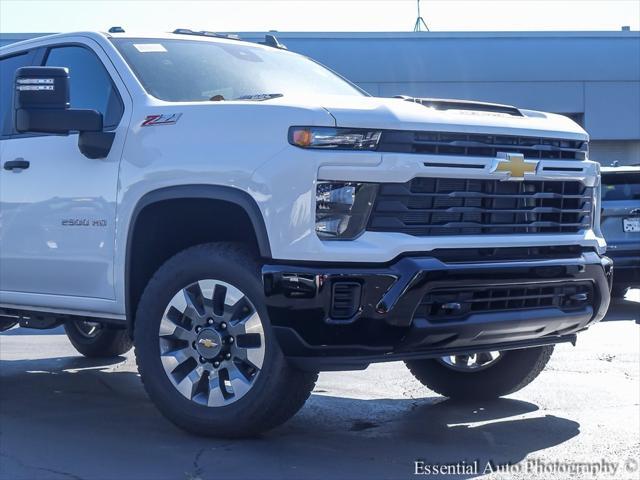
[14,66,103,134]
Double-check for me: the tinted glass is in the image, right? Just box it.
[602,173,640,200]
[45,46,123,128]
[0,52,33,135]
[113,39,364,101]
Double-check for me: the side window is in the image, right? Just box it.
[0,52,33,136]
[45,45,123,129]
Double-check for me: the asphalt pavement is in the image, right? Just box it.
[1,291,639,480]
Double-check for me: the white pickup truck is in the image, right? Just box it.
[0,29,611,437]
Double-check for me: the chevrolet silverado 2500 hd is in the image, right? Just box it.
[0,30,612,437]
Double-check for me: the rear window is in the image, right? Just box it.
[601,173,640,201]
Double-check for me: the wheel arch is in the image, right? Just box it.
[124,185,272,330]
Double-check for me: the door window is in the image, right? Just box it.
[44,45,123,128]
[0,51,34,136]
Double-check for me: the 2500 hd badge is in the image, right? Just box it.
[61,219,107,227]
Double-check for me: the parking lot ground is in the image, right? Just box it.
[1,292,639,480]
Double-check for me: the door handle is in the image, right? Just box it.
[3,159,30,171]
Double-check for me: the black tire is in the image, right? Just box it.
[610,285,629,299]
[64,320,132,357]
[134,243,318,438]
[405,345,554,401]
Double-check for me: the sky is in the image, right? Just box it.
[1,0,639,33]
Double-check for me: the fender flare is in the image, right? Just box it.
[124,185,272,325]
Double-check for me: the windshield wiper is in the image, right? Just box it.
[234,93,283,101]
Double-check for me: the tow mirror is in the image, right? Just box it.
[14,66,114,158]
[15,66,103,134]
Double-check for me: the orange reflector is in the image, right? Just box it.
[292,128,313,147]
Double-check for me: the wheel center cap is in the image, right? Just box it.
[195,328,222,359]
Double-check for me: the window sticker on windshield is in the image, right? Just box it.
[219,44,262,62]
[134,43,167,53]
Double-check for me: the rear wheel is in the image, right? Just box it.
[64,320,132,357]
[405,345,554,400]
[134,243,318,437]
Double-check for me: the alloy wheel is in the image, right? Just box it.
[74,320,102,338]
[158,279,265,407]
[438,351,503,372]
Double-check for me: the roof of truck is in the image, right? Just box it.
[0,29,279,54]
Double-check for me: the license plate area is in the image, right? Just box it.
[623,217,640,233]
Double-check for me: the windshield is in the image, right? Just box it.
[112,38,365,102]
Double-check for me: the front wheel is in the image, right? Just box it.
[405,345,554,400]
[64,320,132,358]
[134,243,318,437]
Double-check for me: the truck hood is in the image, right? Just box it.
[271,94,588,141]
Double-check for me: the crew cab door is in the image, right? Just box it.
[0,41,130,303]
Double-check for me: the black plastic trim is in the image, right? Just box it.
[377,129,586,160]
[0,307,124,328]
[287,334,578,371]
[368,177,593,236]
[401,96,524,117]
[3,159,30,170]
[263,252,612,371]
[78,131,116,159]
[125,185,272,325]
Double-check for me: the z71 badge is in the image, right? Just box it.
[141,113,182,127]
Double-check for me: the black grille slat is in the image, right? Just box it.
[379,186,590,200]
[417,283,592,322]
[386,207,590,214]
[369,178,593,236]
[376,222,591,229]
[402,191,589,199]
[411,140,582,153]
[378,131,587,160]
[453,292,559,303]
[330,282,362,320]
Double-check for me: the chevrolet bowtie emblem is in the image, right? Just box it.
[198,338,217,349]
[493,153,538,180]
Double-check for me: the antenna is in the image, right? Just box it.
[413,0,429,32]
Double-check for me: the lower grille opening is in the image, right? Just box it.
[430,245,586,263]
[330,282,362,320]
[416,282,592,322]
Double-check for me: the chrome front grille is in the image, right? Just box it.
[377,131,587,160]
[367,177,593,236]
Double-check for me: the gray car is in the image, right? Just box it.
[601,166,640,297]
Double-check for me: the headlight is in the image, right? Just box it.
[316,182,378,239]
[289,127,382,150]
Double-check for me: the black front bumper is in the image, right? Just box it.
[263,250,612,371]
